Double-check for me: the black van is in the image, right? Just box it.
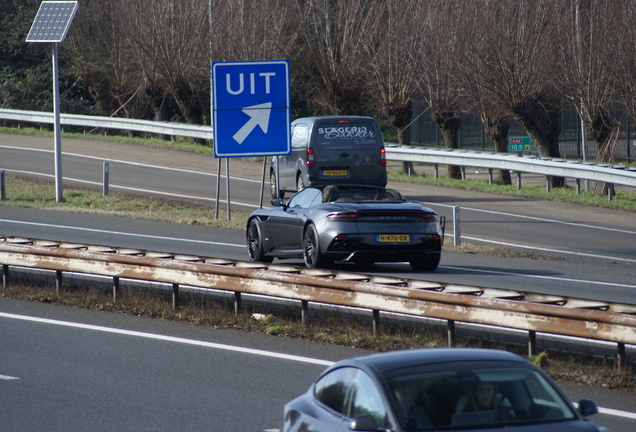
[270,116,387,197]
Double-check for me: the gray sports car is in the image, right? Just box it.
[246,184,444,270]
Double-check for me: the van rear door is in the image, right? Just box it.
[311,118,385,186]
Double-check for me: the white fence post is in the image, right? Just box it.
[453,206,461,247]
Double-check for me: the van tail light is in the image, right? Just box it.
[307,147,315,167]
[380,146,386,166]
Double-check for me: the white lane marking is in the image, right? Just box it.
[451,235,636,264]
[0,219,245,249]
[0,312,333,367]
[2,312,634,421]
[1,169,260,209]
[423,201,636,236]
[0,374,19,380]
[0,145,261,184]
[440,265,636,290]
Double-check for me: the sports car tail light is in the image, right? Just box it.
[328,212,437,220]
[307,147,315,167]
[380,146,386,166]
[328,213,359,219]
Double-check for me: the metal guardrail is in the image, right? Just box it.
[2,108,635,190]
[386,146,636,189]
[0,108,212,140]
[1,235,634,364]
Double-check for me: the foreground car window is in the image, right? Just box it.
[347,370,388,428]
[314,367,357,414]
[388,367,577,430]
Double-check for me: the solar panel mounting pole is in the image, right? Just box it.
[26,1,79,203]
[52,42,63,202]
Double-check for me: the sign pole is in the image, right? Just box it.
[225,158,230,221]
[215,158,221,219]
[52,43,63,202]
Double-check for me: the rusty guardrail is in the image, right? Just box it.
[1,235,635,364]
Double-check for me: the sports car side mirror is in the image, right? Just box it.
[271,197,284,207]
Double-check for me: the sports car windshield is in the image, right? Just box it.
[324,187,404,203]
[386,365,576,430]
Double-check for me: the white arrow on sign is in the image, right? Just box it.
[233,102,272,144]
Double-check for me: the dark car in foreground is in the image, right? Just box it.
[282,348,611,432]
[246,184,443,270]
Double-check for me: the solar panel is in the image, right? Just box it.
[26,1,78,43]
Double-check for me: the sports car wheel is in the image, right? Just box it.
[303,224,330,268]
[270,171,284,199]
[247,219,273,263]
[297,172,305,191]
[409,253,440,272]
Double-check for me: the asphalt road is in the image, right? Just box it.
[2,298,636,432]
[2,133,636,430]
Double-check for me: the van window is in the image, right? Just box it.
[316,124,379,150]
[292,123,309,148]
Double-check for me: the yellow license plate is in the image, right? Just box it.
[377,234,410,243]
[322,170,347,176]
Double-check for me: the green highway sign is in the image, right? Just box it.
[509,136,532,152]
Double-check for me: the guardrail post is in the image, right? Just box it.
[545,176,551,192]
[617,342,626,371]
[434,164,439,179]
[453,206,461,247]
[0,169,5,201]
[607,184,614,201]
[576,179,581,194]
[172,283,179,309]
[103,161,109,197]
[461,166,466,180]
[2,265,8,288]
[528,330,537,357]
[113,276,120,301]
[301,299,309,325]
[372,309,380,336]
[447,320,456,347]
[234,292,241,314]
[56,270,63,294]
[516,172,522,190]
[488,169,493,185]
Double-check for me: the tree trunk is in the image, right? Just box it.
[483,114,511,184]
[386,101,413,173]
[433,112,462,179]
[511,96,565,188]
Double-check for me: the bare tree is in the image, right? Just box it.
[413,1,472,179]
[293,0,374,115]
[127,0,210,125]
[457,0,566,188]
[362,0,421,172]
[65,0,138,116]
[456,2,512,184]
[558,1,620,160]
[611,1,636,159]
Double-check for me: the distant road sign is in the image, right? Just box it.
[509,136,532,152]
[212,60,290,158]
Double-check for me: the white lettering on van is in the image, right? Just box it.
[226,72,276,95]
[318,126,375,139]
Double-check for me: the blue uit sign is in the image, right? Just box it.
[212,60,291,158]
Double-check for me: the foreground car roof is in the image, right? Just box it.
[334,348,527,373]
